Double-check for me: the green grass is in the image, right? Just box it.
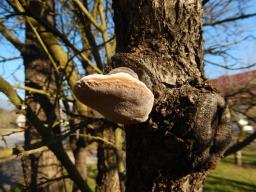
[204,146,256,192]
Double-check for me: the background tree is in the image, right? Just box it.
[203,0,256,167]
[211,70,256,164]
[21,0,66,191]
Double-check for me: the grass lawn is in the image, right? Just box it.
[204,146,256,192]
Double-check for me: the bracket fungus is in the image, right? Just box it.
[74,68,154,124]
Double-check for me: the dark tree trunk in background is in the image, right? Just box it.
[111,0,232,191]
[96,127,121,192]
[22,0,65,191]
[71,128,88,192]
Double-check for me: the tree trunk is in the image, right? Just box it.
[111,0,232,191]
[71,129,89,192]
[22,0,65,191]
[234,150,242,167]
[96,127,121,192]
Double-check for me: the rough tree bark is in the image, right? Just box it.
[22,0,65,191]
[111,0,232,191]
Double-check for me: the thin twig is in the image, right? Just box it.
[204,12,256,26]
[74,133,117,149]
[15,84,54,97]
[0,146,48,164]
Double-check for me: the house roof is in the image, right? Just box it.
[210,70,256,120]
[210,70,256,96]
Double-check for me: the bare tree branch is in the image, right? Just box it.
[72,1,103,70]
[224,131,256,156]
[0,56,21,63]
[0,146,48,164]
[204,12,256,26]
[202,0,210,6]
[8,0,102,74]
[205,60,256,70]
[0,75,93,192]
[0,23,25,53]
[72,0,103,31]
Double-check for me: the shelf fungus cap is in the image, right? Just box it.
[73,70,154,124]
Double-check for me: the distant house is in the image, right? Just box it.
[16,114,26,128]
[210,70,256,96]
[210,70,256,133]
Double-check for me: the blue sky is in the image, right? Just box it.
[203,0,256,78]
[0,35,24,107]
[0,1,256,108]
